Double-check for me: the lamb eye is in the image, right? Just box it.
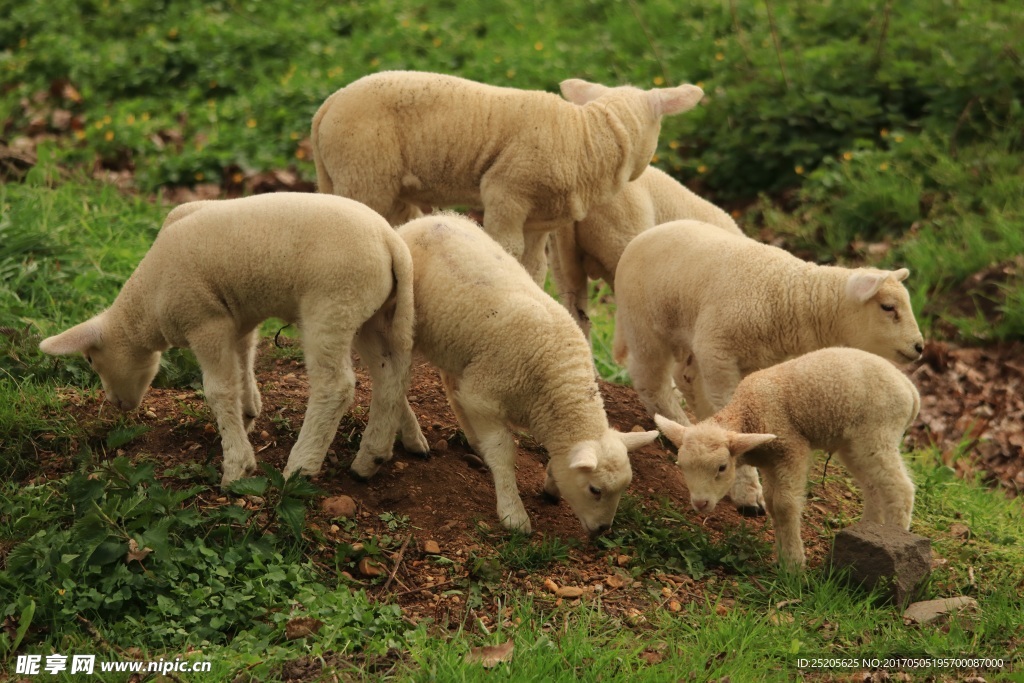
[717,464,727,473]
[880,303,895,313]
[588,485,602,497]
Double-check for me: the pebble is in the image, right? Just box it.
[394,461,409,471]
[556,586,585,598]
[433,438,449,452]
[322,495,357,518]
[358,557,386,577]
[423,540,441,554]
[616,554,631,567]
[260,430,270,440]
[144,410,157,419]
[668,600,682,612]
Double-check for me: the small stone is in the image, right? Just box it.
[322,495,357,519]
[204,423,217,434]
[260,430,270,440]
[394,461,408,471]
[830,521,932,606]
[949,522,971,539]
[433,438,449,452]
[630,424,646,432]
[668,600,682,612]
[423,540,441,554]
[144,410,157,419]
[351,542,364,552]
[463,453,487,469]
[616,554,630,567]
[358,556,386,577]
[543,578,559,594]
[556,586,585,598]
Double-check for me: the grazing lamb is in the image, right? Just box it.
[614,219,924,515]
[654,347,920,569]
[549,165,742,338]
[311,70,704,283]
[348,213,658,536]
[39,193,429,486]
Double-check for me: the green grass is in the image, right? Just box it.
[2,0,1023,679]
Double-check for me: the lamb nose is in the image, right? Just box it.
[914,342,924,354]
[694,500,708,511]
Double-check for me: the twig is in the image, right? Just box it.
[949,97,978,159]
[392,578,459,599]
[870,0,894,73]
[728,0,756,68]
[763,0,790,90]
[820,452,834,485]
[381,534,412,593]
[626,0,670,85]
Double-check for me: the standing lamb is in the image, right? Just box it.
[311,70,704,283]
[548,165,742,338]
[349,213,658,536]
[39,194,429,486]
[654,347,920,569]
[614,219,924,515]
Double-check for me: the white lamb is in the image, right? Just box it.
[654,347,920,569]
[549,165,742,338]
[614,219,924,515]
[349,213,658,536]
[39,193,429,486]
[311,70,704,283]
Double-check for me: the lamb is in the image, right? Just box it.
[549,165,742,338]
[613,219,924,515]
[39,193,429,486]
[311,70,704,283]
[654,347,920,569]
[348,213,658,536]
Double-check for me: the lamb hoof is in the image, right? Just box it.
[348,468,372,483]
[406,448,431,460]
[738,504,766,518]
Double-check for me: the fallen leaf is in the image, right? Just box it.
[322,495,357,518]
[285,617,324,640]
[125,538,153,564]
[465,639,514,668]
[556,586,585,598]
[358,557,386,577]
[543,578,559,594]
[903,596,979,625]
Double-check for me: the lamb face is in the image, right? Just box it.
[39,314,161,411]
[844,268,924,363]
[545,429,656,536]
[654,416,775,514]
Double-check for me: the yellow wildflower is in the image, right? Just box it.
[653,76,664,86]
[104,130,114,141]
[246,118,257,128]
[795,165,804,175]
[534,41,543,51]
[697,165,707,174]
[879,162,889,171]
[843,152,852,161]
[195,172,204,181]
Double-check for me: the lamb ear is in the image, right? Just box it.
[727,432,776,457]
[648,84,704,117]
[846,270,887,303]
[560,78,608,105]
[39,316,104,356]
[653,414,688,448]
[568,443,599,472]
[891,267,910,283]
[618,429,659,451]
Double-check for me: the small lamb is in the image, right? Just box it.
[349,213,658,536]
[40,193,429,486]
[549,165,742,338]
[311,70,703,282]
[614,219,924,514]
[654,347,920,569]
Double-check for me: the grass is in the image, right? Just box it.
[1,0,1023,679]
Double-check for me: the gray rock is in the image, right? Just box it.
[829,521,932,605]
